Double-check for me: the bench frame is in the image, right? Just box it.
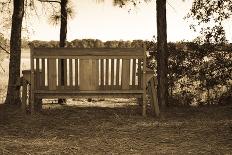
[21,47,159,116]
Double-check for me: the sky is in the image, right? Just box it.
[27,0,232,42]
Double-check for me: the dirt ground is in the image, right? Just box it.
[0,99,232,155]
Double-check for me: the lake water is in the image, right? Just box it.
[1,49,31,73]
[0,49,31,102]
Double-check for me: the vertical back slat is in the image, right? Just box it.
[69,59,73,86]
[132,59,136,88]
[92,59,99,89]
[48,58,57,90]
[75,59,79,87]
[63,59,67,86]
[111,59,114,87]
[35,58,40,89]
[47,59,49,86]
[58,59,62,87]
[41,59,45,88]
[121,59,130,90]
[79,59,98,90]
[105,59,109,87]
[100,59,104,88]
[116,59,120,88]
[138,59,142,89]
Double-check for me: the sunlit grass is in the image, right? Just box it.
[0,103,231,154]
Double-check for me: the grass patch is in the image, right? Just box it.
[0,101,232,154]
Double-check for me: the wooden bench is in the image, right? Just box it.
[21,48,159,116]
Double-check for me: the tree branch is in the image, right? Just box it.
[167,1,177,13]
[0,63,5,72]
[0,45,10,54]
[38,0,61,4]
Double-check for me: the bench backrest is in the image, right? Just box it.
[30,48,146,92]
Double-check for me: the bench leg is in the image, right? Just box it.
[147,82,155,112]
[21,80,27,113]
[35,98,42,112]
[142,92,147,117]
[137,98,142,106]
[30,97,42,114]
[30,86,35,115]
[149,78,160,117]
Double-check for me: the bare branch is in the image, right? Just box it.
[38,0,61,4]
[0,45,10,54]
[167,1,177,13]
[0,63,5,72]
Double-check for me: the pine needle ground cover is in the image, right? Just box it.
[0,100,231,155]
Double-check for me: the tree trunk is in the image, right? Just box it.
[5,0,24,105]
[156,0,168,108]
[58,0,68,104]
[60,0,68,48]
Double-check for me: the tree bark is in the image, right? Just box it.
[58,0,68,104]
[59,0,68,48]
[156,0,168,108]
[5,0,24,105]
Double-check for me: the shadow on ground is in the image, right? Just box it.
[0,101,232,154]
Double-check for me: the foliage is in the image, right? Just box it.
[118,40,131,48]
[188,0,232,24]
[186,0,232,44]
[0,0,12,33]
[29,40,60,48]
[0,0,42,39]
[97,0,150,8]
[104,40,119,48]
[147,41,231,106]
[47,0,74,26]
[166,42,232,105]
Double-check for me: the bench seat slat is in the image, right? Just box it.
[36,94,143,99]
[35,90,143,94]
